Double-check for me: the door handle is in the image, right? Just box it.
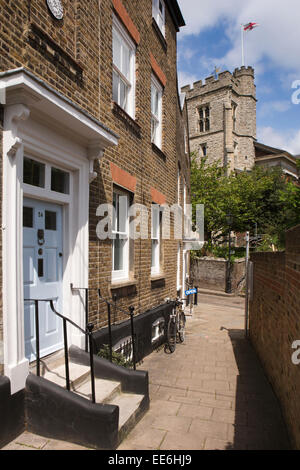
[37,229,45,246]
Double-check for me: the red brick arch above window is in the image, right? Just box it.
[151,187,166,205]
[112,0,140,45]
[110,162,137,192]
[150,53,167,88]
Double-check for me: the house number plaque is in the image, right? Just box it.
[46,0,64,20]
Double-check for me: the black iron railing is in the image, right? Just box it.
[97,289,137,370]
[70,285,137,370]
[24,298,97,403]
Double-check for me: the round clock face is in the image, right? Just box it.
[46,0,64,20]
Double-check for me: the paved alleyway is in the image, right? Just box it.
[2,294,290,450]
[118,294,290,450]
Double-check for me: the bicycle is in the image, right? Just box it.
[165,298,186,353]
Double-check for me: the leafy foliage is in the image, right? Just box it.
[191,241,246,260]
[98,344,133,369]
[191,154,300,249]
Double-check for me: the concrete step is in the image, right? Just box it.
[107,393,144,431]
[43,362,90,390]
[30,350,65,375]
[74,377,121,403]
[38,356,146,446]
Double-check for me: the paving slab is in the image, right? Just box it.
[119,293,291,450]
[2,293,291,450]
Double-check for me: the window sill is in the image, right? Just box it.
[151,273,165,281]
[111,101,141,138]
[152,18,167,52]
[152,142,166,161]
[111,279,138,290]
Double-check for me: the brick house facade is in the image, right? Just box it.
[0,0,196,395]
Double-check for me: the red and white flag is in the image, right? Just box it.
[241,22,260,66]
[243,22,259,32]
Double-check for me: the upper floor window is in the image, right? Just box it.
[198,105,210,132]
[112,187,130,281]
[112,16,136,118]
[151,75,163,148]
[152,0,165,36]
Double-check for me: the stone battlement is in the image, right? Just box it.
[181,67,255,95]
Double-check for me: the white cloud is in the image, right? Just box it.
[177,0,300,75]
[258,126,300,154]
[259,100,291,116]
[178,70,198,90]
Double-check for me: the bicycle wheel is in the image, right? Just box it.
[166,316,176,353]
[178,311,186,343]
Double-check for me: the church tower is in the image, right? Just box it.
[181,66,257,173]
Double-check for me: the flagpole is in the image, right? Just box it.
[241,25,245,67]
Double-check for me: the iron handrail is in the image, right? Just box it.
[24,298,96,403]
[69,286,137,370]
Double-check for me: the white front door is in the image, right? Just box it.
[23,198,63,362]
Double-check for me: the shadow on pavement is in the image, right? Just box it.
[224,329,291,450]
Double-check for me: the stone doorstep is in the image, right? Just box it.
[42,363,91,390]
[75,377,121,403]
[35,358,146,439]
[29,349,66,374]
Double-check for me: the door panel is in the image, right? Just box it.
[23,198,63,362]
[23,248,35,285]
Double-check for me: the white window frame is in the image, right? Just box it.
[151,74,163,149]
[112,15,136,119]
[112,187,130,282]
[23,155,72,202]
[151,204,161,275]
[151,317,165,343]
[152,0,166,37]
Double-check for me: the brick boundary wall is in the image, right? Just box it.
[249,225,300,449]
[191,257,246,293]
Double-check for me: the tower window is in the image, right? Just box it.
[232,103,237,131]
[198,106,210,132]
[200,144,207,158]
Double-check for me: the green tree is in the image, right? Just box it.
[191,154,300,248]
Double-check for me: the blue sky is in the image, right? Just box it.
[177,0,300,155]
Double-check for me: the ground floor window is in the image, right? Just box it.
[112,187,130,281]
[151,204,161,275]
